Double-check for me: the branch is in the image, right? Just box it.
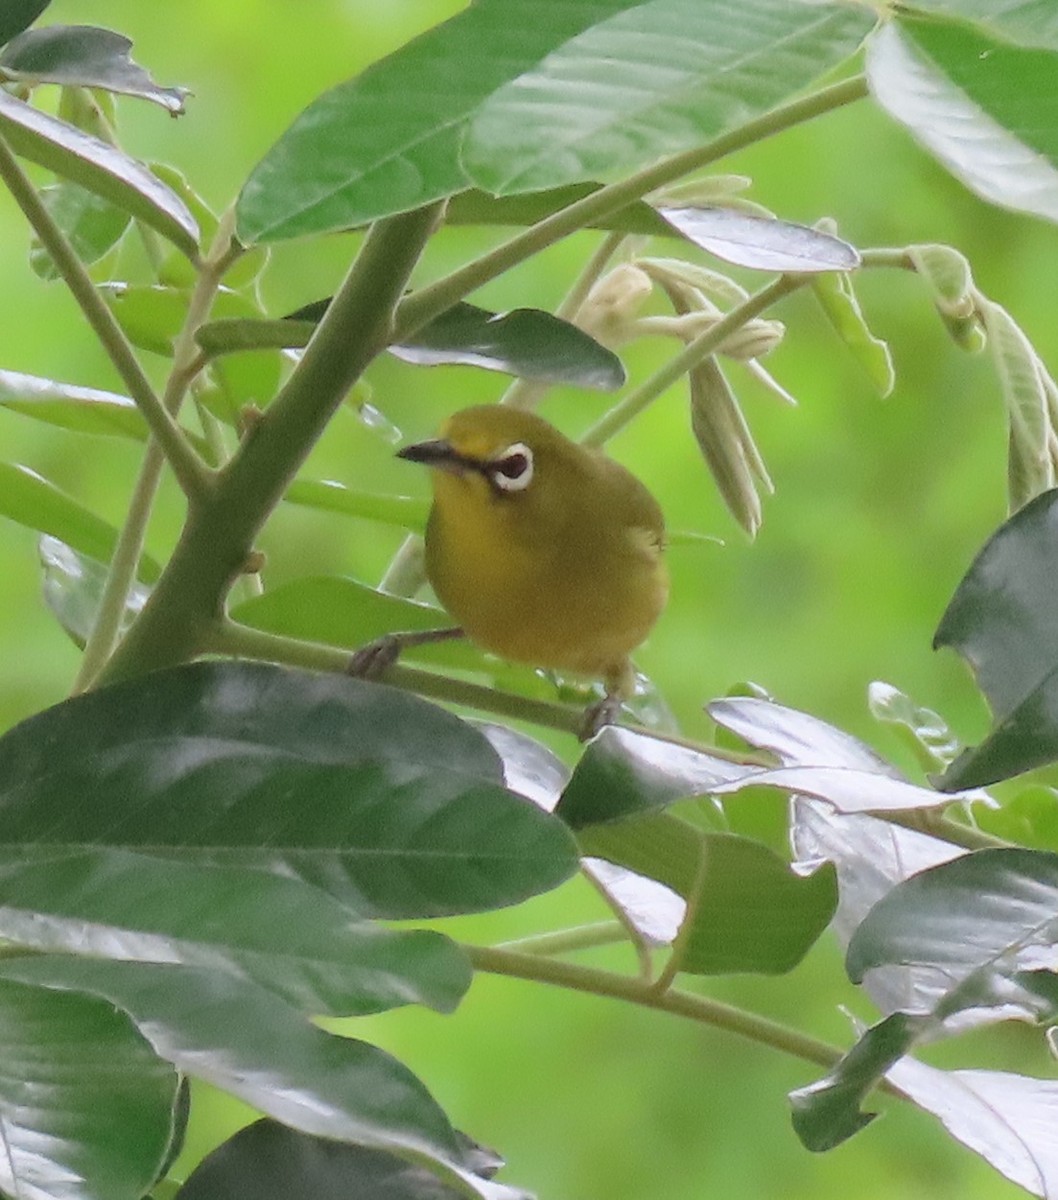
[0,132,211,501]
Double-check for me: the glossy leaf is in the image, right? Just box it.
[712,764,955,814]
[177,1120,517,1200]
[886,1056,1058,1199]
[284,480,429,532]
[867,17,1058,223]
[580,815,836,974]
[811,271,895,396]
[29,179,130,279]
[464,0,873,194]
[790,1012,926,1151]
[236,0,647,242]
[846,848,1058,1012]
[934,488,1058,789]
[867,680,961,771]
[0,367,146,439]
[0,89,198,257]
[0,25,188,112]
[0,845,471,1018]
[657,207,860,273]
[446,184,672,235]
[0,958,494,1195]
[791,800,965,1017]
[40,536,150,646]
[0,0,49,47]
[0,661,579,918]
[0,973,179,1200]
[556,724,753,829]
[0,461,162,581]
[389,303,625,390]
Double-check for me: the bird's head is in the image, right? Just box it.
[398,405,574,501]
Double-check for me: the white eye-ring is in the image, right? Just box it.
[488,442,534,492]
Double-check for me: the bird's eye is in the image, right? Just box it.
[489,443,534,492]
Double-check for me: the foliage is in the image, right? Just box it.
[2,2,1058,1198]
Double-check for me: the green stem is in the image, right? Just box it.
[651,830,708,993]
[465,944,862,1080]
[493,922,630,957]
[394,75,868,339]
[72,224,242,693]
[0,133,211,500]
[97,203,446,684]
[581,273,806,448]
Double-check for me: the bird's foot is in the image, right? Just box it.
[579,692,624,741]
[347,633,404,680]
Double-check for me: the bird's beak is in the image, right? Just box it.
[397,438,470,475]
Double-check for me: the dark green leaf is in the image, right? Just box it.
[556,724,753,829]
[790,1013,926,1151]
[236,0,653,242]
[846,848,1058,1023]
[934,487,1058,788]
[0,958,493,1194]
[40,535,150,646]
[29,179,130,278]
[867,16,1058,223]
[0,0,49,47]
[0,846,471,1017]
[0,25,188,111]
[389,303,625,391]
[580,815,836,974]
[0,661,579,918]
[465,0,873,194]
[0,974,179,1200]
[657,207,861,273]
[446,184,673,235]
[0,367,146,438]
[0,89,198,257]
[176,1119,514,1200]
[0,461,162,581]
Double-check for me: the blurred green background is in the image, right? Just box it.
[6,3,1058,1197]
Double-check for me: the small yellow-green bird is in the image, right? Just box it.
[352,404,667,736]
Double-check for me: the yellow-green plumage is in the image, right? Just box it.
[409,405,667,697]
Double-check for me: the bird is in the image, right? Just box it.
[350,404,667,738]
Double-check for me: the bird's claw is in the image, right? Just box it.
[347,634,403,680]
[579,692,623,742]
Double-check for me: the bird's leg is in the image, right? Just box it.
[579,658,634,741]
[347,626,464,679]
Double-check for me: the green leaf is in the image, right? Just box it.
[0,89,198,257]
[790,1013,925,1151]
[40,535,150,647]
[100,283,259,357]
[811,271,895,396]
[657,207,861,273]
[713,763,955,814]
[580,815,836,974]
[0,461,162,581]
[555,724,753,829]
[846,847,1058,1020]
[0,661,579,918]
[0,367,146,438]
[900,1,1058,54]
[176,1120,517,1200]
[934,488,1058,789]
[29,179,130,279]
[235,1,657,242]
[464,0,873,195]
[868,680,961,771]
[446,184,673,235]
[866,16,1058,223]
[388,303,626,391]
[0,974,179,1200]
[0,0,49,47]
[0,958,495,1196]
[0,846,470,1018]
[283,481,429,532]
[0,25,188,112]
